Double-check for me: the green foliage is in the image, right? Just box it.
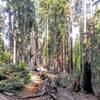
[0,79,25,92]
[55,73,70,87]
[0,51,10,64]
[16,60,27,68]
[0,64,30,92]
[55,72,81,87]
[93,6,100,33]
[73,38,80,71]
[39,0,67,60]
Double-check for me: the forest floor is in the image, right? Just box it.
[0,87,98,100]
[0,69,99,100]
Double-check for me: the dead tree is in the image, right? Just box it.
[83,62,93,93]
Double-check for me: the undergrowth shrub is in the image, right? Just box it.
[0,64,30,92]
[54,71,81,87]
[16,60,27,68]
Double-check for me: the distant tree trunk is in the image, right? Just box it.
[28,27,38,70]
[80,36,83,72]
[66,16,73,73]
[46,15,49,69]
[70,36,73,73]
[18,11,25,62]
[13,31,16,64]
[53,11,57,71]
[8,8,13,63]
[61,35,67,72]
[79,17,83,72]
[90,18,94,64]
[65,16,70,73]
[56,37,63,72]
[63,35,66,72]
[19,25,25,61]
[12,15,16,64]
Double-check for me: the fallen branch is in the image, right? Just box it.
[19,91,45,99]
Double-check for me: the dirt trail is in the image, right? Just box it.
[57,88,74,100]
[0,88,98,100]
[73,93,98,100]
[0,93,9,100]
[57,88,98,100]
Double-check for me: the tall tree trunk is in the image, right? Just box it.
[66,16,73,73]
[70,36,73,73]
[60,35,66,72]
[13,31,16,64]
[83,0,93,93]
[19,27,24,61]
[63,35,66,72]
[65,16,70,73]
[29,27,36,69]
[46,15,49,69]
[8,8,13,63]
[79,17,83,72]
[18,11,25,62]
[90,18,94,64]
[28,26,39,70]
[12,15,16,64]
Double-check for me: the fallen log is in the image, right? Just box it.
[19,75,57,100]
[3,92,14,96]
[19,91,45,99]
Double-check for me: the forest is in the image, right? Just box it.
[0,0,100,100]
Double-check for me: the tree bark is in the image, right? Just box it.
[83,62,93,93]
[28,27,37,70]
[8,8,13,63]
